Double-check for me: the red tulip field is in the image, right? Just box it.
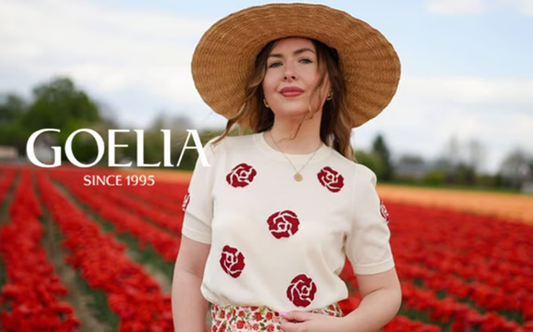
[1,164,532,332]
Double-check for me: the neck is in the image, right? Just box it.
[266,114,322,154]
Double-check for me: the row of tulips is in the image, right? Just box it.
[36,171,175,332]
[388,202,533,316]
[376,185,533,224]
[0,169,15,208]
[120,179,187,215]
[397,259,533,320]
[91,184,182,235]
[389,203,532,287]
[385,201,533,331]
[50,171,181,262]
[339,264,442,332]
[0,170,80,331]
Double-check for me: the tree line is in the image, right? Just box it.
[0,77,213,170]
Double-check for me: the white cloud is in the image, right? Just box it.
[400,77,533,104]
[0,0,212,102]
[356,76,533,172]
[426,0,533,15]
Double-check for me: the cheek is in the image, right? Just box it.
[262,74,277,98]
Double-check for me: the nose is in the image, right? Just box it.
[284,74,296,81]
[283,63,297,81]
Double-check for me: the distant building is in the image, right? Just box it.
[0,146,18,160]
[394,161,431,181]
[517,162,533,194]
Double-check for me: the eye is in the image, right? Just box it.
[268,61,282,68]
[299,58,313,64]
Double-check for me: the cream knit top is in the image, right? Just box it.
[181,133,394,312]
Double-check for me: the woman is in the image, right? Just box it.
[172,3,402,332]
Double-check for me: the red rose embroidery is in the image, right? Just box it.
[286,274,317,307]
[226,163,257,188]
[220,245,245,278]
[380,200,390,223]
[182,192,190,211]
[317,166,344,192]
[267,210,300,239]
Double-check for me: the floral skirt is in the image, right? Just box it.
[210,303,343,332]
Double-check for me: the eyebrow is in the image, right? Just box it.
[268,47,316,58]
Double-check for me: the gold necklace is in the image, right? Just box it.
[268,131,322,182]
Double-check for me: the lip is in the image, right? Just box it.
[279,86,304,97]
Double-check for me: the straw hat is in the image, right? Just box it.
[191,3,401,128]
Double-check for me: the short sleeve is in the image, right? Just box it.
[344,165,394,275]
[181,138,220,244]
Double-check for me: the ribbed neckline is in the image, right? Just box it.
[253,132,332,164]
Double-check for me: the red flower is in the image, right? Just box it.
[267,210,300,239]
[265,312,273,320]
[219,245,245,278]
[226,163,257,188]
[253,312,262,321]
[380,200,390,222]
[236,320,245,329]
[182,192,190,211]
[317,167,344,192]
[266,324,275,332]
[286,274,317,307]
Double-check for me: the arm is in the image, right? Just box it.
[340,268,401,332]
[172,236,211,332]
[173,138,219,331]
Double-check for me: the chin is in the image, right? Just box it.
[274,104,309,116]
[275,110,309,120]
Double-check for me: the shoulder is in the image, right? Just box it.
[323,149,379,198]
[325,148,377,182]
[353,163,378,185]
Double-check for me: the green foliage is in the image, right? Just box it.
[0,94,30,155]
[22,77,102,131]
[354,149,384,176]
[0,93,26,125]
[422,169,448,186]
[372,134,393,181]
[0,77,107,161]
[0,124,32,156]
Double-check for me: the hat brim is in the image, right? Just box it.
[191,3,401,128]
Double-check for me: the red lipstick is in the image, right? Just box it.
[280,86,304,97]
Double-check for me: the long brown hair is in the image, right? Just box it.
[213,37,354,161]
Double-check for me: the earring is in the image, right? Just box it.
[263,98,270,108]
[326,91,333,101]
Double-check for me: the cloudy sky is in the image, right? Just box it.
[1,0,532,173]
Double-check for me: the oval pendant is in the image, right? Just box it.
[294,173,303,182]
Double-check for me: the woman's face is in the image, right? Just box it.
[262,37,330,120]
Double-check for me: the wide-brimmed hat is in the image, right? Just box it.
[191,3,401,128]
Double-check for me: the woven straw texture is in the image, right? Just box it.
[191,3,401,128]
